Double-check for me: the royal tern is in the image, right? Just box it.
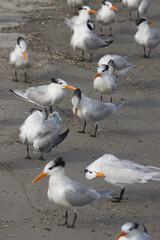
[32,157,113,228]
[93,60,118,102]
[19,109,69,160]
[65,6,96,32]
[122,0,151,20]
[70,20,113,61]
[10,78,76,111]
[84,153,160,202]
[115,222,150,240]
[67,0,91,13]
[96,1,118,36]
[72,89,124,137]
[9,37,30,82]
[135,17,160,58]
[98,54,133,76]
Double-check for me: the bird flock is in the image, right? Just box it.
[7,0,160,239]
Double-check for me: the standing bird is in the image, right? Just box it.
[84,154,160,202]
[135,17,160,58]
[32,157,113,228]
[70,21,113,61]
[121,0,151,20]
[96,1,118,36]
[93,60,118,102]
[72,89,124,137]
[115,222,150,240]
[98,54,133,77]
[65,6,96,32]
[19,109,69,160]
[9,37,30,82]
[10,78,76,112]
[67,0,91,13]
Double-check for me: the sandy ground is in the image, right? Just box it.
[0,0,160,239]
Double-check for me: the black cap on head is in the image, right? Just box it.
[17,37,25,46]
[136,17,147,26]
[51,78,58,84]
[78,7,83,11]
[73,88,81,99]
[54,157,65,168]
[102,0,106,5]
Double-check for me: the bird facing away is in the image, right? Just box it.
[84,153,160,202]
[98,54,133,77]
[67,0,91,13]
[93,60,118,102]
[115,222,150,240]
[122,0,151,20]
[32,157,113,228]
[65,6,96,32]
[19,109,69,160]
[9,37,30,82]
[96,0,118,36]
[70,20,113,61]
[72,89,124,137]
[10,78,76,111]
[135,17,160,58]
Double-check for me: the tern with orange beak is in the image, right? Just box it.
[93,60,118,102]
[84,154,160,202]
[32,157,113,228]
[72,89,124,137]
[10,78,76,111]
[115,222,150,240]
[65,6,96,32]
[10,37,30,82]
[135,17,160,58]
[96,1,118,36]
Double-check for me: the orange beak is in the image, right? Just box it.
[147,21,153,24]
[115,231,127,240]
[32,172,48,183]
[111,6,118,11]
[93,72,101,80]
[74,108,78,122]
[22,51,28,63]
[94,171,105,177]
[65,84,76,90]
[88,9,97,14]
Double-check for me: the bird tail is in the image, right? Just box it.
[51,128,70,149]
[115,101,125,110]
[98,190,113,199]
[124,55,135,60]
[9,89,31,103]
[102,38,113,47]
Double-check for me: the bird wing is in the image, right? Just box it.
[51,128,69,149]
[138,0,151,14]
[84,33,104,50]
[26,85,51,106]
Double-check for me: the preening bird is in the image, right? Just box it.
[10,78,76,111]
[67,0,91,13]
[32,157,113,228]
[65,6,96,32]
[96,0,118,36]
[93,60,118,102]
[9,37,30,82]
[72,89,124,137]
[19,109,69,160]
[135,17,160,58]
[70,20,113,61]
[115,222,150,240]
[84,154,160,202]
[121,0,151,20]
[98,54,133,77]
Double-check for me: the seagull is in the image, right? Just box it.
[84,153,160,202]
[115,222,150,240]
[32,157,113,228]
[96,1,118,36]
[9,37,30,82]
[19,109,69,160]
[65,6,96,32]
[10,78,76,112]
[121,0,151,20]
[93,60,118,102]
[70,20,113,61]
[135,17,160,58]
[67,0,91,13]
[98,54,133,77]
[72,89,124,137]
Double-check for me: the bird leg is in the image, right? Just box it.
[24,71,28,83]
[109,25,113,36]
[129,11,132,21]
[58,210,69,227]
[39,153,45,161]
[89,53,93,62]
[110,96,112,103]
[100,25,105,36]
[77,121,87,134]
[143,47,147,58]
[80,51,85,61]
[100,94,103,102]
[90,123,98,137]
[14,70,18,82]
[67,212,77,229]
[50,105,53,113]
[24,145,31,159]
[111,187,125,202]
[147,49,151,58]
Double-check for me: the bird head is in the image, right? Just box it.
[17,37,28,62]
[93,64,109,80]
[50,78,76,90]
[102,1,118,11]
[115,222,139,239]
[78,6,97,14]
